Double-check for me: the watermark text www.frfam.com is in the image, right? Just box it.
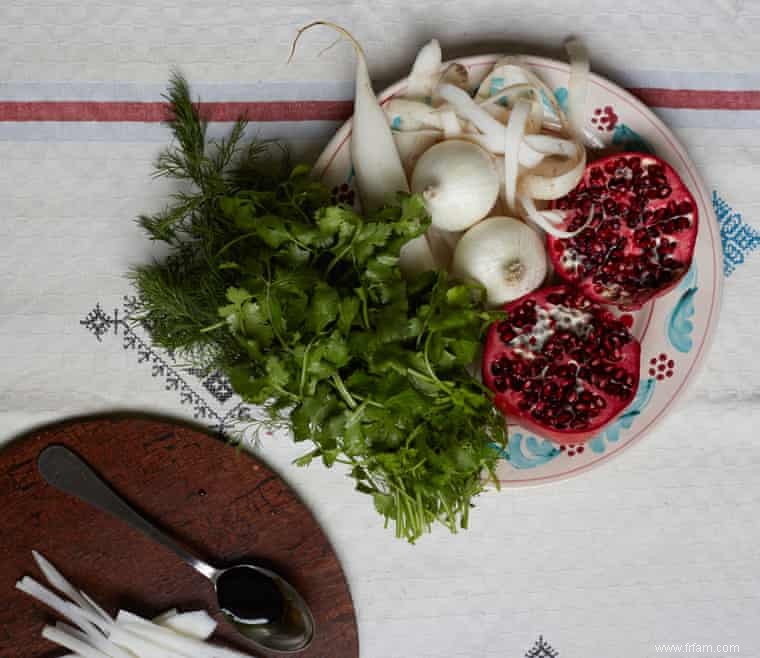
[654,644,740,654]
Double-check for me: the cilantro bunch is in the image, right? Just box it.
[131,75,506,542]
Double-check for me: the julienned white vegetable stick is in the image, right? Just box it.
[565,37,590,143]
[152,609,179,624]
[109,626,189,658]
[518,146,587,200]
[56,621,134,658]
[406,39,442,98]
[290,22,408,212]
[117,622,254,658]
[503,99,531,212]
[80,590,113,623]
[160,611,217,640]
[437,83,505,137]
[16,577,98,636]
[42,626,111,658]
[33,551,94,615]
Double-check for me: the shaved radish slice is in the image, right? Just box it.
[438,62,469,90]
[406,39,442,98]
[565,38,589,141]
[439,110,463,137]
[385,98,442,131]
[437,83,505,137]
[518,146,587,200]
[17,577,98,635]
[502,99,531,212]
[520,194,592,238]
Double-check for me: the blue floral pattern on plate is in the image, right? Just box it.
[588,378,657,454]
[667,263,698,353]
[497,433,561,469]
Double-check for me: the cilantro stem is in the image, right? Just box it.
[331,373,357,409]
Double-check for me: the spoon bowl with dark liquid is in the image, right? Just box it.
[37,445,315,653]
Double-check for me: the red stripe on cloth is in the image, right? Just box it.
[628,88,760,110]
[0,100,354,122]
[1,89,759,122]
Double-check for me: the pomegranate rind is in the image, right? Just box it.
[548,151,698,310]
[483,285,641,445]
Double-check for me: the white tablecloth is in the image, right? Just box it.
[2,2,760,656]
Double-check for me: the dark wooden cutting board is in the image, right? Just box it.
[0,416,358,658]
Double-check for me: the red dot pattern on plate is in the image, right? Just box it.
[559,444,585,457]
[648,353,675,380]
[591,105,618,132]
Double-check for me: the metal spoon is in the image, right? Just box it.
[37,444,315,653]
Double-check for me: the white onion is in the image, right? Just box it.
[399,234,436,276]
[452,216,547,306]
[411,140,499,231]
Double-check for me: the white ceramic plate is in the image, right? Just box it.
[314,55,722,485]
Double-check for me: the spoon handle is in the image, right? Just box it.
[38,444,218,582]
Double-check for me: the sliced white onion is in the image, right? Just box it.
[503,99,531,213]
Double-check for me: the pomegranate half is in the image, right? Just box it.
[483,285,641,444]
[548,152,698,310]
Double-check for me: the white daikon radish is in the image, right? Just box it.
[452,216,547,306]
[406,39,443,98]
[411,140,499,231]
[290,22,408,211]
[399,234,436,277]
[152,608,179,624]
